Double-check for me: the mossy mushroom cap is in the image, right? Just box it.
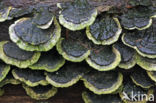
[9,17,61,51]
[23,84,57,100]
[0,41,41,68]
[29,50,65,72]
[82,91,122,103]
[57,0,97,31]
[45,63,89,88]
[120,80,154,103]
[120,6,155,30]
[122,19,156,58]
[114,42,137,69]
[0,61,10,82]
[86,15,122,45]
[12,69,48,87]
[130,68,154,89]
[81,70,123,95]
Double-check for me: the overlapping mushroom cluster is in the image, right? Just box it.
[0,0,156,102]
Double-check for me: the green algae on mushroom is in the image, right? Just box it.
[57,0,97,31]
[136,54,156,71]
[56,31,90,62]
[0,41,40,68]
[120,6,155,30]
[9,17,61,51]
[119,80,154,103]
[82,91,122,103]
[122,19,156,58]
[29,50,65,72]
[114,42,137,69]
[81,70,123,95]
[23,84,57,100]
[86,45,121,71]
[0,61,10,82]
[86,15,122,45]
[12,69,48,87]
[130,68,154,89]
[45,63,89,88]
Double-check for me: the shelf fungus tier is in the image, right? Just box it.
[57,0,97,31]
[0,41,41,68]
[12,69,48,87]
[29,50,65,72]
[122,19,156,58]
[147,71,156,83]
[130,68,154,89]
[81,70,123,95]
[9,17,61,51]
[120,80,154,103]
[0,5,12,22]
[86,45,121,71]
[56,31,91,62]
[23,84,57,100]
[86,15,122,45]
[120,6,156,30]
[0,72,20,88]
[114,42,137,69]
[45,63,89,88]
[136,55,156,71]
[82,91,122,103]
[32,5,54,29]
[0,61,10,82]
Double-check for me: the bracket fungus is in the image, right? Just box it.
[57,31,121,71]
[0,71,20,88]
[12,69,48,87]
[57,0,97,31]
[147,71,156,83]
[130,68,154,89]
[56,31,91,62]
[45,63,89,88]
[136,55,156,71]
[82,91,122,103]
[86,15,122,45]
[29,50,65,72]
[0,41,40,68]
[120,6,156,30]
[9,17,61,51]
[23,84,57,100]
[32,5,54,29]
[114,42,137,69]
[81,70,123,95]
[120,80,154,103]
[0,61,10,82]
[122,19,156,58]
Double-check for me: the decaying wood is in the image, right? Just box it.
[3,0,128,13]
